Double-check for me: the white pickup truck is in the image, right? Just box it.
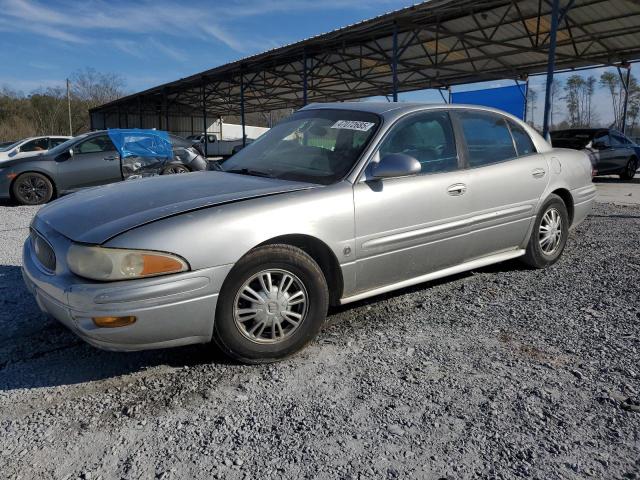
[187,123,269,157]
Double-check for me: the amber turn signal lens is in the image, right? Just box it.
[140,254,185,276]
[92,316,136,328]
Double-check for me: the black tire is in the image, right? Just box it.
[12,172,54,205]
[161,163,190,175]
[620,157,637,181]
[521,194,569,269]
[213,244,329,364]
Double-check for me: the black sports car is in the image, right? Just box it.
[550,128,638,180]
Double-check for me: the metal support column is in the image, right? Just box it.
[163,90,169,133]
[303,50,308,106]
[392,22,399,102]
[515,78,528,122]
[240,71,246,147]
[117,106,122,129]
[201,85,208,157]
[102,112,107,130]
[138,97,143,129]
[190,116,194,136]
[542,0,560,141]
[89,112,94,131]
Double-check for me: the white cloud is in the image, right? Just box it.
[0,0,403,56]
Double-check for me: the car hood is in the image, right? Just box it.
[36,172,317,244]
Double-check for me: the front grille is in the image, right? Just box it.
[30,229,56,272]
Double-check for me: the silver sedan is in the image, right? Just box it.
[22,103,596,363]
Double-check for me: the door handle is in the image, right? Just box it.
[532,168,546,178]
[447,183,467,196]
[104,155,118,161]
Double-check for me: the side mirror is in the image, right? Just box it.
[370,153,421,179]
[591,141,606,150]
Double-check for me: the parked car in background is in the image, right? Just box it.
[0,136,71,162]
[187,123,268,157]
[550,128,638,180]
[22,103,595,363]
[0,140,18,149]
[0,130,207,205]
[188,133,255,157]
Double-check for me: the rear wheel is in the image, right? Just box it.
[12,172,54,205]
[213,244,329,364]
[620,157,637,180]
[522,194,569,269]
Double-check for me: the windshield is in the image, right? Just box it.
[222,109,381,185]
[0,140,25,152]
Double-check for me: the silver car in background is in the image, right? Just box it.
[22,103,596,363]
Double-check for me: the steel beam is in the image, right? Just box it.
[202,85,208,157]
[240,71,246,147]
[303,50,308,106]
[392,22,399,102]
[618,65,631,134]
[542,0,561,140]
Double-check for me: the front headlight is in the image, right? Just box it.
[67,244,189,281]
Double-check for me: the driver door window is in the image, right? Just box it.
[74,135,116,154]
[378,111,459,174]
[21,138,49,152]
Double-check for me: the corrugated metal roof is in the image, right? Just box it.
[92,0,640,118]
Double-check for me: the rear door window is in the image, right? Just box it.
[49,137,68,149]
[456,111,517,167]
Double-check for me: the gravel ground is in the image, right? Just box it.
[0,201,639,480]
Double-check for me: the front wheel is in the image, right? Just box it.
[213,245,329,364]
[521,194,569,269]
[620,157,637,181]
[12,172,54,205]
[161,163,190,175]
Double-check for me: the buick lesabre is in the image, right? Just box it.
[22,103,596,363]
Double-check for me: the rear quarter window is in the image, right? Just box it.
[508,121,537,156]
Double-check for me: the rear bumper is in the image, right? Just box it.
[22,229,233,352]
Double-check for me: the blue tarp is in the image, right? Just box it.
[451,84,527,120]
[107,129,173,159]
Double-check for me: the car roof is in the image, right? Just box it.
[300,101,528,120]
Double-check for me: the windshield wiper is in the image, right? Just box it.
[225,168,274,178]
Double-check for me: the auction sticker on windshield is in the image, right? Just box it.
[330,120,375,132]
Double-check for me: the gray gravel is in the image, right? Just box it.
[0,202,639,479]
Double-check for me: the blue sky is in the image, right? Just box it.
[0,0,635,126]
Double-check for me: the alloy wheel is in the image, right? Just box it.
[17,175,49,204]
[539,207,563,255]
[233,269,309,344]
[165,165,189,174]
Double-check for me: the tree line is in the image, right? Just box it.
[2,67,640,143]
[527,69,640,135]
[0,68,127,142]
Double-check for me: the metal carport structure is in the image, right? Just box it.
[91,0,640,149]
